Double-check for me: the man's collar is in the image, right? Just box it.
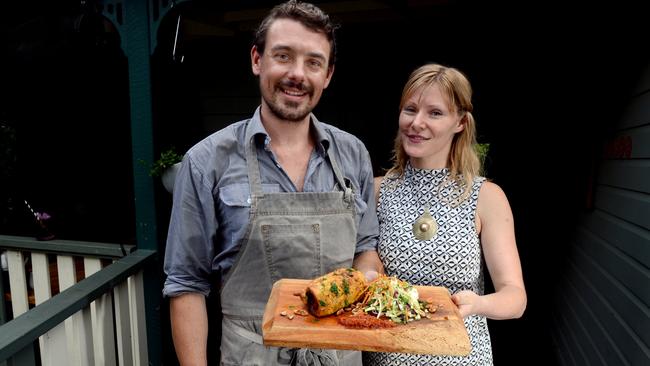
[247,106,330,154]
[309,113,330,154]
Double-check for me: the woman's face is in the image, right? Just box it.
[399,84,464,169]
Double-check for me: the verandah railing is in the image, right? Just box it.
[0,235,156,366]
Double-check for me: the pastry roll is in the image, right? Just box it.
[302,268,367,317]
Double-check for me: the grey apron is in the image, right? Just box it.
[219,129,362,366]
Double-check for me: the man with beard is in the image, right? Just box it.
[162,1,383,365]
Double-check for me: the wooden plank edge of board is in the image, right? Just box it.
[263,332,472,356]
[262,278,285,335]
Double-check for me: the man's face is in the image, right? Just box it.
[251,18,334,123]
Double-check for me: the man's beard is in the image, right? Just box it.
[264,80,314,122]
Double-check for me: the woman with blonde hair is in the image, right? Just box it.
[364,63,527,366]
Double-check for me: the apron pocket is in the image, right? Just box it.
[262,223,321,282]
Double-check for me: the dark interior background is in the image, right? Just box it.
[0,0,134,243]
[1,1,647,365]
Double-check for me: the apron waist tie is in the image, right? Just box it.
[292,348,339,366]
[223,317,339,366]
[222,316,264,344]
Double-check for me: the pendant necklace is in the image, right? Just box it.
[412,203,437,240]
[410,169,453,241]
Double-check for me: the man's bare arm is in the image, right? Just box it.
[170,293,209,366]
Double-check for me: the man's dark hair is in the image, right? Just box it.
[254,0,338,67]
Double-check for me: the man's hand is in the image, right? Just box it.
[364,270,379,282]
[352,250,384,282]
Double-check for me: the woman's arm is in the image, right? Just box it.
[453,181,527,319]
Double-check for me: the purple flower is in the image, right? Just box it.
[35,212,51,221]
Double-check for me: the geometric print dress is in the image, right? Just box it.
[363,162,492,366]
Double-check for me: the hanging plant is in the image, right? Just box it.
[150,147,183,177]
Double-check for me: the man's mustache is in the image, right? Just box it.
[279,80,312,94]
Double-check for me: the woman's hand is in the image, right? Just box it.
[451,290,482,318]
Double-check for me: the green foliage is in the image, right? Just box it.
[475,143,490,163]
[150,147,183,177]
[475,143,490,176]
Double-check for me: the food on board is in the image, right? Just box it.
[300,268,368,317]
[358,275,433,324]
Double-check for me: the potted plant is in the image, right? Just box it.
[150,147,183,193]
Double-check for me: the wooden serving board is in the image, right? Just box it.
[262,279,471,355]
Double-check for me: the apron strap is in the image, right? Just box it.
[327,150,353,205]
[246,125,352,205]
[246,135,265,198]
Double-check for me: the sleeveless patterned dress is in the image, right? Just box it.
[363,163,492,366]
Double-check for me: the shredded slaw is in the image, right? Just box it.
[360,275,428,324]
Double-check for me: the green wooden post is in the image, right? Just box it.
[115,1,173,364]
[123,1,157,249]
[122,1,161,363]
[102,1,191,363]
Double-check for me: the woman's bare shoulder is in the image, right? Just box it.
[478,180,512,216]
[479,180,508,199]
